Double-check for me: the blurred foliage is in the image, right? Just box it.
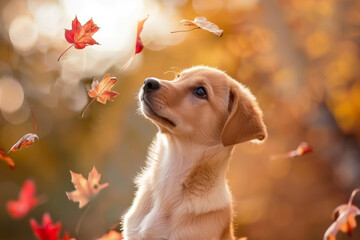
[0,0,360,239]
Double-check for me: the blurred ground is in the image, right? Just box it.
[0,0,360,239]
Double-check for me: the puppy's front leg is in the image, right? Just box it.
[123,185,153,240]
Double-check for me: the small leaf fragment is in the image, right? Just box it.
[270,141,313,160]
[97,230,123,240]
[0,148,15,169]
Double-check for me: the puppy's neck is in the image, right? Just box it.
[149,132,234,213]
[158,132,233,170]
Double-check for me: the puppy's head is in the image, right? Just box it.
[139,66,266,146]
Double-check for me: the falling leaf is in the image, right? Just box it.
[324,188,360,240]
[0,148,15,169]
[30,213,75,240]
[6,179,38,219]
[171,16,223,37]
[81,74,119,117]
[9,133,39,152]
[8,106,39,152]
[97,230,123,240]
[66,166,109,208]
[270,142,313,160]
[58,16,100,61]
[135,15,149,54]
[122,15,149,69]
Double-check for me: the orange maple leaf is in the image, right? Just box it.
[172,16,223,37]
[0,148,15,169]
[66,167,109,208]
[122,15,149,69]
[270,142,313,160]
[324,188,360,240]
[58,16,100,61]
[8,106,39,152]
[97,230,123,240]
[81,74,119,117]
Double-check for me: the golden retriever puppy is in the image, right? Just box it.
[123,66,266,240]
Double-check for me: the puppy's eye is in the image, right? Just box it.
[193,87,207,99]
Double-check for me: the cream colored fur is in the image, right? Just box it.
[123,66,266,240]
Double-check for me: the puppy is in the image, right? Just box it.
[123,66,266,240]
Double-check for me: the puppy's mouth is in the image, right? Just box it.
[142,97,176,127]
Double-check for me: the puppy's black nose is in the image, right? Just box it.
[143,78,160,93]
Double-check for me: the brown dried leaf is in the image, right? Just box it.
[172,17,223,37]
[324,188,360,240]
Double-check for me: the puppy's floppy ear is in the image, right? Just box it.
[221,82,267,146]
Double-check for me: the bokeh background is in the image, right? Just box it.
[0,0,360,239]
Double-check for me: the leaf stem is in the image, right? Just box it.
[348,188,360,207]
[75,203,92,235]
[171,27,201,34]
[81,97,96,118]
[30,106,37,134]
[58,44,75,61]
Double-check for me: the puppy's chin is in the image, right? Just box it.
[140,99,176,129]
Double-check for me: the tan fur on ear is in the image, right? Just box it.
[221,81,267,146]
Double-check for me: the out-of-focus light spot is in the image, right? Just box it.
[305,31,331,59]
[9,15,39,52]
[331,101,357,133]
[236,197,265,224]
[2,0,28,29]
[65,84,88,112]
[291,0,315,11]
[1,104,30,125]
[226,0,259,11]
[142,3,185,51]
[192,0,223,14]
[267,158,290,179]
[334,161,357,188]
[160,0,188,7]
[34,3,63,37]
[315,0,334,16]
[271,204,294,227]
[0,76,24,113]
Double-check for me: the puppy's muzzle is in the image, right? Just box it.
[143,78,161,94]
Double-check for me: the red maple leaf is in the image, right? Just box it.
[122,16,149,69]
[30,213,75,240]
[6,179,38,219]
[58,16,100,61]
[135,15,149,54]
[0,148,15,169]
[66,166,109,208]
[8,106,39,152]
[81,74,119,117]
